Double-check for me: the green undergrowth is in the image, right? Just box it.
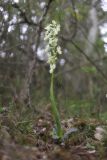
[64,99,96,118]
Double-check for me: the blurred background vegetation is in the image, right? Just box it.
[0,0,107,120]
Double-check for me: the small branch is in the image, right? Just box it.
[56,55,107,77]
[61,36,107,82]
[69,0,78,40]
[11,3,38,26]
[0,43,22,53]
[39,0,53,23]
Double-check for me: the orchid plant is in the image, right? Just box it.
[44,20,63,139]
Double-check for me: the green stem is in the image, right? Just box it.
[50,72,62,138]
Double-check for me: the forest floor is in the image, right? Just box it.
[0,105,107,160]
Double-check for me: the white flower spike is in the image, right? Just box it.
[45,20,62,73]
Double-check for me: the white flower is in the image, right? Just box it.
[45,45,50,52]
[52,20,56,24]
[44,20,62,73]
[45,24,51,31]
[57,46,62,54]
[50,64,56,73]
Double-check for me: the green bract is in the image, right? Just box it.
[45,20,62,73]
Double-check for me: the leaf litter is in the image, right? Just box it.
[0,106,106,160]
